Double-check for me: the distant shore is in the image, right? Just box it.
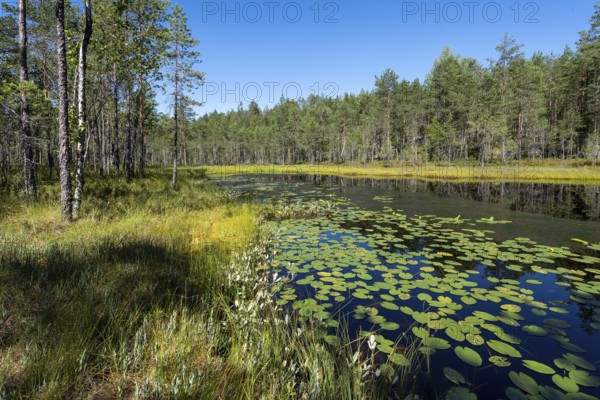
[199,160,600,184]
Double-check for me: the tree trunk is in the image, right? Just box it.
[172,41,179,190]
[56,0,72,221]
[138,78,145,177]
[112,63,120,174]
[125,84,134,181]
[137,8,146,178]
[19,0,36,202]
[73,0,92,219]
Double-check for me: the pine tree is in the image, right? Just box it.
[166,5,203,189]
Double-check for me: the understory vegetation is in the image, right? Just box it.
[0,169,418,399]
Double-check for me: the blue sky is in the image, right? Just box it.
[163,0,599,115]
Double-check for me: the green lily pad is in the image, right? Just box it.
[381,301,399,311]
[455,346,483,367]
[422,337,451,350]
[388,352,411,367]
[569,370,600,387]
[380,322,401,331]
[509,371,539,395]
[522,325,549,336]
[563,354,597,371]
[523,360,556,375]
[505,387,528,400]
[444,367,466,385]
[446,387,476,400]
[490,356,511,367]
[552,375,579,393]
[539,385,567,400]
[466,334,485,346]
[488,340,522,358]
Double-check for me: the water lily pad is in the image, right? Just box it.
[545,318,572,329]
[538,385,568,400]
[422,337,451,350]
[532,308,547,317]
[412,326,429,340]
[388,352,410,367]
[563,354,597,371]
[555,358,577,372]
[509,371,539,395]
[380,322,401,331]
[522,325,549,336]
[445,326,466,342]
[488,340,522,358]
[560,343,586,353]
[466,334,485,346]
[444,367,466,385]
[460,298,479,309]
[552,374,579,393]
[501,304,522,313]
[381,301,399,311]
[455,346,482,367]
[505,387,528,400]
[490,356,511,367]
[569,370,600,387]
[446,387,476,400]
[523,360,556,375]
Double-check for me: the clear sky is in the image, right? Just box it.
[163,0,599,116]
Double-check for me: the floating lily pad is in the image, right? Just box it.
[380,301,399,311]
[569,370,600,387]
[563,354,597,371]
[466,334,485,346]
[522,325,549,336]
[455,346,482,367]
[422,337,451,350]
[488,340,522,358]
[446,387,476,400]
[552,374,579,393]
[490,356,511,367]
[388,352,410,367]
[505,387,528,400]
[523,360,556,375]
[444,367,466,385]
[509,371,539,395]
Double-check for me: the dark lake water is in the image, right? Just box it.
[219,174,600,400]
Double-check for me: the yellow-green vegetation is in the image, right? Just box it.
[0,169,408,399]
[202,159,600,184]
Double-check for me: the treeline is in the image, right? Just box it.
[190,5,600,166]
[0,0,201,219]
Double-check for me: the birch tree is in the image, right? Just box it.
[56,0,72,221]
[73,0,93,218]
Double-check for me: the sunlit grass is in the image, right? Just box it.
[200,159,600,183]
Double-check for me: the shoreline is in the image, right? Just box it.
[198,162,600,184]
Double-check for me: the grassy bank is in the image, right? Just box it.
[0,169,412,399]
[201,159,600,183]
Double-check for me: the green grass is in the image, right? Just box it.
[201,159,600,184]
[0,169,418,399]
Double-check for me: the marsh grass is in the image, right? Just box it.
[202,159,600,184]
[0,169,419,399]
